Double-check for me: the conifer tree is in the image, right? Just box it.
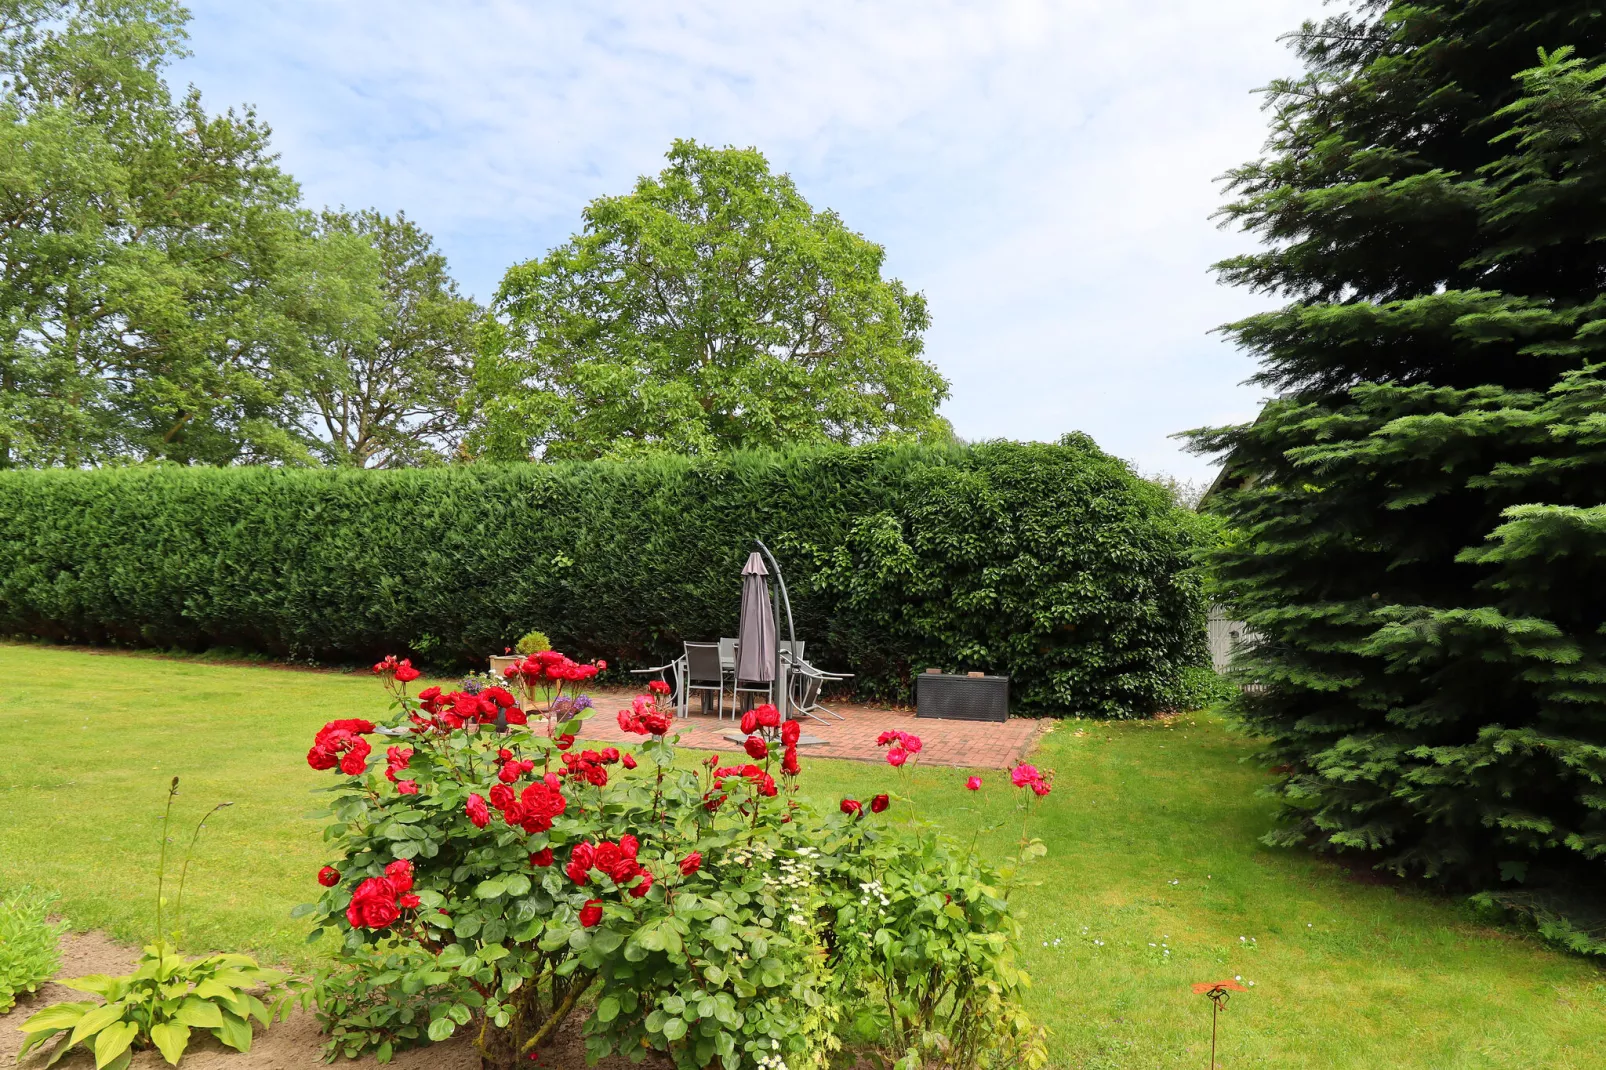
[1191,2,1606,939]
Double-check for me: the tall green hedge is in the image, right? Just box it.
[0,440,1209,715]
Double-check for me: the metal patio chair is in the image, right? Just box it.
[629,655,686,717]
[683,642,729,719]
[788,659,852,724]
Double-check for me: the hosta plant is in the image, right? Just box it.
[17,947,297,1068]
[0,886,67,1014]
[16,778,300,1067]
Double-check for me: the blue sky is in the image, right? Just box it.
[174,0,1317,482]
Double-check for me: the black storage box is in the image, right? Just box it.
[916,673,1009,722]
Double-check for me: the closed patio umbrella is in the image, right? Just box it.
[736,551,777,697]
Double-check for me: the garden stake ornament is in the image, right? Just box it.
[1192,979,1248,1069]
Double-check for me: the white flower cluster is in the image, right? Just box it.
[855,879,890,941]
[857,879,889,909]
[730,842,777,869]
[772,854,817,926]
[756,1051,789,1070]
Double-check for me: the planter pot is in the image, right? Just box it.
[488,655,520,679]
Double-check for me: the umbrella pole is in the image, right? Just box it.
[754,539,796,721]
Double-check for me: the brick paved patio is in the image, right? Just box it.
[565,688,1044,770]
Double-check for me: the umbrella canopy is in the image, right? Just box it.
[736,551,777,684]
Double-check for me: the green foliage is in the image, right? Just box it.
[514,630,552,656]
[829,826,1048,1070]
[0,885,66,1013]
[312,941,442,1063]
[300,209,481,468]
[0,441,1208,715]
[470,139,951,461]
[0,3,478,470]
[0,0,321,467]
[17,944,299,1067]
[1186,2,1606,927]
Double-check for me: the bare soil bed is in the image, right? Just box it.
[2,931,648,1069]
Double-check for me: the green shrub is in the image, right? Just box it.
[299,672,1045,1069]
[0,886,66,1013]
[514,629,551,656]
[0,440,1209,715]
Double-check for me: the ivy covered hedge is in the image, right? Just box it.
[0,439,1210,715]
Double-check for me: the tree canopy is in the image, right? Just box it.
[0,0,481,469]
[299,210,479,467]
[1189,0,1606,947]
[470,140,950,461]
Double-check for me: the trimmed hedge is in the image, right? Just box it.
[0,440,1210,715]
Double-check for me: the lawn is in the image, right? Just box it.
[1,641,1602,1068]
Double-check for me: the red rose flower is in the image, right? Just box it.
[740,709,758,735]
[678,851,702,876]
[399,892,421,909]
[965,775,983,791]
[781,720,801,746]
[782,745,800,776]
[318,866,340,887]
[566,843,596,884]
[622,752,637,769]
[744,734,768,761]
[599,747,620,764]
[757,774,777,798]
[385,859,414,892]
[346,877,400,929]
[490,783,515,811]
[886,747,908,768]
[340,741,371,776]
[394,660,420,683]
[1031,780,1052,796]
[530,847,554,867]
[594,842,622,873]
[397,780,418,794]
[870,794,890,814]
[647,679,670,696]
[579,899,603,928]
[466,793,490,828]
[755,704,780,729]
[840,798,862,816]
[631,871,653,898]
[554,733,576,751]
[307,746,337,771]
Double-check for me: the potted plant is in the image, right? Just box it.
[488,629,550,679]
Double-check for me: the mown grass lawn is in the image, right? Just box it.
[2,641,1602,1068]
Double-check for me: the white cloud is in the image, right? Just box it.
[175,0,1317,479]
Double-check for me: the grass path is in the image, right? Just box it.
[1,642,1602,1068]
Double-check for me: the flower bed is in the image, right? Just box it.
[298,657,1049,1070]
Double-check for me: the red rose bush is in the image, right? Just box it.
[301,657,1043,1070]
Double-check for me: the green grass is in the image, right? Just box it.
[1,641,1602,1067]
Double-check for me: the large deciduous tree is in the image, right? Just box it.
[1189,2,1606,945]
[0,0,319,466]
[471,139,950,461]
[299,210,479,467]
